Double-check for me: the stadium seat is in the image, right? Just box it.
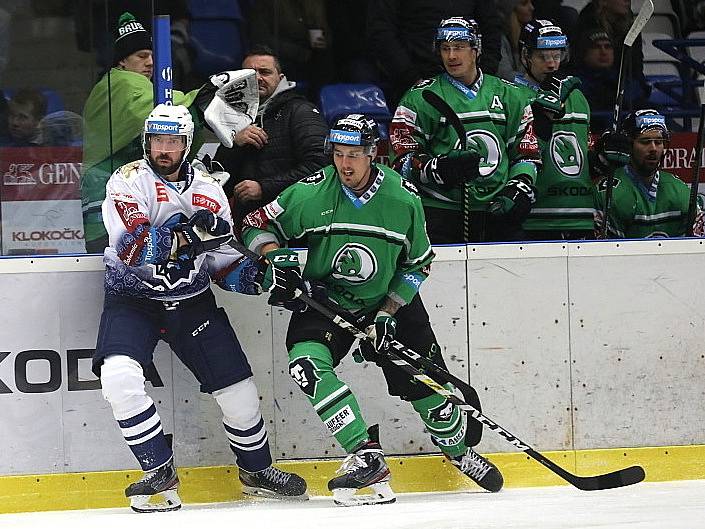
[188,0,248,78]
[318,83,392,138]
[643,32,678,61]
[562,0,590,13]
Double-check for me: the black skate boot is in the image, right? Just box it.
[448,447,503,493]
[125,457,181,513]
[239,465,308,500]
[327,425,396,506]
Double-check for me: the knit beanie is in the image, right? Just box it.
[113,12,151,65]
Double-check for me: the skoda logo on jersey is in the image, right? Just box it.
[460,131,501,177]
[550,132,583,177]
[331,243,377,283]
[147,121,180,134]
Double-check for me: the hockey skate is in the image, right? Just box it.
[327,425,396,506]
[239,465,308,500]
[448,447,503,493]
[125,457,181,513]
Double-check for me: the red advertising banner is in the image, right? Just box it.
[662,132,704,183]
[0,146,85,255]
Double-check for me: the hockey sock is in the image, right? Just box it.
[214,377,272,472]
[289,341,368,452]
[100,355,172,471]
[412,389,467,458]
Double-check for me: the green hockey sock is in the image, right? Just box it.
[412,388,467,458]
[288,341,368,452]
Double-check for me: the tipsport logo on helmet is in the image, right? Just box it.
[330,130,362,145]
[536,35,567,48]
[331,243,377,283]
[636,115,666,128]
[437,27,471,41]
[146,121,181,134]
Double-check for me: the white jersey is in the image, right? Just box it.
[102,159,244,301]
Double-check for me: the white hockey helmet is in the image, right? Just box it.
[142,103,194,164]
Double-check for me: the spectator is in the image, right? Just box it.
[80,12,202,253]
[533,0,579,36]
[39,111,83,147]
[389,17,540,243]
[496,0,534,82]
[367,0,504,107]
[247,0,334,99]
[513,20,595,240]
[594,109,703,238]
[572,0,650,114]
[569,28,649,130]
[214,45,329,230]
[5,88,47,147]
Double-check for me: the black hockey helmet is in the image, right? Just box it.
[519,19,569,67]
[434,16,482,55]
[618,109,671,141]
[324,113,379,156]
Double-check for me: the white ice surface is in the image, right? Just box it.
[2,480,704,529]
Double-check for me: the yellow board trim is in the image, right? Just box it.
[2,445,705,514]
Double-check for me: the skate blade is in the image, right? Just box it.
[332,482,396,507]
[129,489,182,513]
[241,485,309,501]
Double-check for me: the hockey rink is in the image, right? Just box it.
[2,480,704,529]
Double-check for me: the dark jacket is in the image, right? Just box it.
[366,0,503,98]
[215,86,329,218]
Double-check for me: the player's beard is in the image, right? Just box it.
[151,154,182,177]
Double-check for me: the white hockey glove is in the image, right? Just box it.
[192,154,231,185]
[198,69,259,148]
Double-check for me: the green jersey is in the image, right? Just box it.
[595,166,691,238]
[514,75,595,231]
[242,164,434,314]
[390,72,540,212]
[81,68,200,245]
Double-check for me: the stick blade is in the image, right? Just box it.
[570,465,646,491]
[625,0,654,46]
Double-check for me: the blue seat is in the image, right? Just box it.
[318,83,392,138]
[646,74,684,106]
[4,88,64,114]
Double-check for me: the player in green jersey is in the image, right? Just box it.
[513,19,596,240]
[595,109,704,238]
[242,114,503,506]
[389,16,541,243]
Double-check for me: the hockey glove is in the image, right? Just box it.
[173,215,232,261]
[598,131,631,166]
[488,174,536,223]
[533,75,581,119]
[191,154,231,185]
[257,248,305,306]
[420,151,480,190]
[365,311,397,358]
[275,279,328,312]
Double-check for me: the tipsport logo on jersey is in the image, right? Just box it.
[331,243,377,283]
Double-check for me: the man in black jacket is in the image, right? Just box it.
[366,0,503,105]
[215,45,329,225]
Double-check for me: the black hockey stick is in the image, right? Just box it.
[229,239,646,491]
[422,90,471,242]
[601,0,654,238]
[686,104,705,236]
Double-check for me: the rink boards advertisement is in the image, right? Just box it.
[0,147,85,255]
[0,241,704,477]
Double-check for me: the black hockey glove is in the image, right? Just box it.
[533,75,581,119]
[256,248,305,306]
[275,279,328,312]
[355,311,397,364]
[488,174,536,223]
[173,213,232,261]
[599,131,631,165]
[420,151,480,190]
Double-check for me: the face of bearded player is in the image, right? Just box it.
[147,134,186,179]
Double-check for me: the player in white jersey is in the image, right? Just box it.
[92,104,307,512]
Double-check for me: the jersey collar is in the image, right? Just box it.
[340,166,385,208]
[444,70,484,100]
[625,164,659,202]
[158,162,194,194]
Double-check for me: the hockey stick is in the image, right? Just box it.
[228,238,646,490]
[422,90,471,242]
[601,0,654,237]
[686,104,705,236]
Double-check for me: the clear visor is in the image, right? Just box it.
[531,49,569,64]
[145,133,187,153]
[324,137,375,156]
